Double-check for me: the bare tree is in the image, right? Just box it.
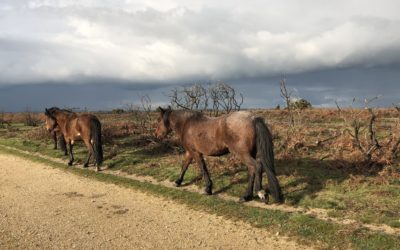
[133,94,153,135]
[169,88,187,110]
[334,99,342,112]
[24,106,39,127]
[348,111,380,163]
[140,94,152,112]
[209,82,243,116]
[168,82,243,116]
[279,77,295,126]
[345,96,382,164]
[169,84,208,111]
[124,95,153,135]
[389,106,400,163]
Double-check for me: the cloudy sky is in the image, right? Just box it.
[0,0,399,111]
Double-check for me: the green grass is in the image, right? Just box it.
[1,144,400,249]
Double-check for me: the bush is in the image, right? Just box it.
[24,113,40,126]
[112,108,125,114]
[25,127,52,141]
[22,107,41,127]
[289,99,312,110]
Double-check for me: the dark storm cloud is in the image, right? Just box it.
[2,64,399,112]
[0,81,171,112]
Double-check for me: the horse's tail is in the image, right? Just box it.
[254,117,284,203]
[91,118,103,166]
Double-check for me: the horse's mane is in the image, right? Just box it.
[47,107,73,115]
[174,109,204,117]
[172,110,204,120]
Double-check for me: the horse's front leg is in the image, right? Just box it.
[59,135,68,156]
[67,140,74,166]
[175,151,193,187]
[193,153,213,195]
[52,131,57,149]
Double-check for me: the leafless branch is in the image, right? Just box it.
[334,99,342,112]
[279,77,294,126]
[168,82,243,116]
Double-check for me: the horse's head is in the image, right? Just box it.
[44,108,58,132]
[155,106,172,139]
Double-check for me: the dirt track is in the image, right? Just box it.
[0,153,309,249]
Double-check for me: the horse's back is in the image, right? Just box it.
[225,111,253,122]
[77,113,99,123]
[224,111,256,148]
[76,114,100,132]
[224,111,255,131]
[64,113,99,138]
[188,111,254,136]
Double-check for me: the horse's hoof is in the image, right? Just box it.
[174,180,182,187]
[67,162,73,166]
[204,188,212,195]
[261,195,269,204]
[257,190,269,204]
[239,195,252,203]
[83,164,88,168]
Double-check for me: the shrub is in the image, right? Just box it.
[290,99,312,110]
[112,108,125,114]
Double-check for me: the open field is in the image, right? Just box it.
[1,108,400,249]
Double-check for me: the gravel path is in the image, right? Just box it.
[0,153,310,249]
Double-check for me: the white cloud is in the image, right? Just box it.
[0,0,399,84]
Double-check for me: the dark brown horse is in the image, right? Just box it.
[44,107,103,171]
[155,107,283,203]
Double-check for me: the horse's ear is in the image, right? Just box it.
[45,108,49,115]
[157,106,165,114]
[167,105,172,110]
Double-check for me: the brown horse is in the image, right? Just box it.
[155,107,283,203]
[44,107,103,171]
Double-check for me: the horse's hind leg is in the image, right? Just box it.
[84,153,92,168]
[237,155,258,202]
[254,163,268,203]
[83,139,93,168]
[67,140,74,166]
[175,151,193,187]
[193,153,213,195]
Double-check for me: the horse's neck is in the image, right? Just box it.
[169,112,190,137]
[53,112,73,129]
[169,111,203,138]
